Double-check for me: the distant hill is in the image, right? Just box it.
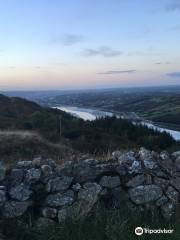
[0,94,42,118]
[0,94,178,156]
[0,94,41,128]
[0,93,72,133]
[43,90,180,129]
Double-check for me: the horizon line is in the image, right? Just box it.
[1,84,180,92]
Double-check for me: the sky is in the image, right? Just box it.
[0,0,180,90]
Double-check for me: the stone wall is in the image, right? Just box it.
[0,147,180,224]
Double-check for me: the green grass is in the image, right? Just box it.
[3,209,180,240]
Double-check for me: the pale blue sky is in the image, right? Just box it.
[0,0,180,90]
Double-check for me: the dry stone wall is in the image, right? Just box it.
[0,147,180,224]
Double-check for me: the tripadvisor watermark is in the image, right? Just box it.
[135,227,174,236]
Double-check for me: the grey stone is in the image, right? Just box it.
[113,151,142,175]
[139,148,158,170]
[175,157,180,171]
[99,188,108,196]
[72,183,81,192]
[9,183,32,201]
[170,177,180,192]
[44,159,57,168]
[99,176,121,188]
[113,150,136,163]
[17,161,32,168]
[115,164,128,176]
[166,186,179,203]
[0,190,6,206]
[46,176,73,193]
[126,175,145,187]
[160,151,170,161]
[0,148,180,223]
[57,161,74,176]
[114,151,142,174]
[41,165,53,178]
[58,207,70,222]
[72,162,119,183]
[46,190,74,207]
[128,160,142,174]
[42,207,57,219]
[83,159,99,165]
[78,182,102,203]
[129,185,162,204]
[153,177,169,189]
[25,168,41,183]
[154,170,168,178]
[32,157,42,168]
[58,201,84,222]
[10,169,24,186]
[2,201,31,218]
[160,151,173,171]
[172,151,180,159]
[161,202,176,220]
[156,196,168,207]
[112,150,122,160]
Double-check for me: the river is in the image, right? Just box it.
[56,106,180,141]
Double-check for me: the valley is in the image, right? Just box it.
[56,106,180,141]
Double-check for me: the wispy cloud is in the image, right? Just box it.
[83,46,123,57]
[166,0,180,11]
[167,72,180,77]
[155,62,171,65]
[97,70,136,75]
[50,34,83,45]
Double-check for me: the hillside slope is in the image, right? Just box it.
[0,94,178,158]
[45,91,180,127]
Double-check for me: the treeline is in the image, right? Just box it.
[26,111,176,154]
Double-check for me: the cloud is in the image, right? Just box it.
[97,70,136,75]
[166,0,180,11]
[83,46,123,57]
[155,62,171,65]
[167,72,180,77]
[51,34,83,45]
